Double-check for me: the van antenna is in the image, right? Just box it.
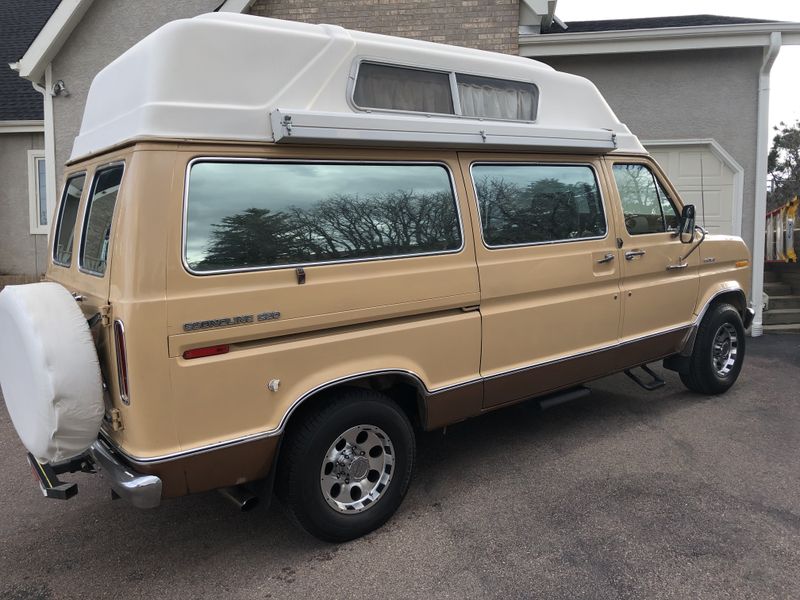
[700,156,707,229]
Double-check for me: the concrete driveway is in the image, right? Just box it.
[1,335,799,599]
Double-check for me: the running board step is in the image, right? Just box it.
[538,386,591,410]
[624,364,665,391]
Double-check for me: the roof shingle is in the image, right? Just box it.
[0,0,61,121]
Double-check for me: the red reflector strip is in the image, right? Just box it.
[183,344,230,360]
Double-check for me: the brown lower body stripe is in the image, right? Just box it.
[425,326,691,425]
[132,437,279,497]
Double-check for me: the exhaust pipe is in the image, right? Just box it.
[218,485,259,512]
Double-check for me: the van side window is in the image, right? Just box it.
[53,174,86,266]
[185,162,462,273]
[80,164,124,276]
[612,164,680,235]
[472,164,606,247]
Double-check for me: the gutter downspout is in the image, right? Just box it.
[30,65,57,248]
[751,31,781,337]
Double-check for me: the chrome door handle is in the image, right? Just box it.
[596,253,615,264]
[666,262,689,270]
[625,249,646,260]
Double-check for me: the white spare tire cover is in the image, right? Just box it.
[0,282,104,463]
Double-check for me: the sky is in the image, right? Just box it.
[555,0,800,132]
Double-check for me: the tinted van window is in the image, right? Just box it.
[613,164,680,235]
[185,162,462,273]
[80,165,124,275]
[472,164,605,247]
[53,174,86,266]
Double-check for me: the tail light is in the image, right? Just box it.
[113,319,130,405]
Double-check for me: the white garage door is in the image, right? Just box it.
[645,143,739,236]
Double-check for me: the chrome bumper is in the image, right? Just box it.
[88,440,162,509]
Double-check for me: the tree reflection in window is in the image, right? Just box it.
[186,162,461,272]
[612,164,679,235]
[473,164,605,247]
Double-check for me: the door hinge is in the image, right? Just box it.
[100,304,112,327]
[109,408,124,431]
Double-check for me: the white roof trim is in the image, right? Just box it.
[270,108,619,152]
[0,120,44,134]
[520,21,800,56]
[15,0,94,84]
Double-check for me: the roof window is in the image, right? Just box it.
[353,61,538,122]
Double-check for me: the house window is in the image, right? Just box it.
[28,150,48,234]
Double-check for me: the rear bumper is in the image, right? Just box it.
[88,439,162,509]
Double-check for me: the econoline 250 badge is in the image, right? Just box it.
[183,311,281,332]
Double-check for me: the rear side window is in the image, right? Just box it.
[80,164,124,276]
[613,164,680,235]
[185,161,462,273]
[53,174,86,266]
[353,62,538,122]
[353,63,454,115]
[456,74,537,121]
[472,164,606,247]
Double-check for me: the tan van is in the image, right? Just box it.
[0,14,754,542]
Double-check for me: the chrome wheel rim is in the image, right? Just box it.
[320,424,395,514]
[712,322,738,377]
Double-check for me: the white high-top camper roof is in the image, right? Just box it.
[70,13,645,162]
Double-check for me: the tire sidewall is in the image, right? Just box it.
[291,396,415,541]
[694,304,745,394]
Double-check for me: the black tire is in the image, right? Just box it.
[679,302,745,395]
[276,388,415,542]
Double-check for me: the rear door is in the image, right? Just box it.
[604,157,700,341]
[47,158,128,414]
[459,153,622,407]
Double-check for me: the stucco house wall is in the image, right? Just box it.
[538,47,762,251]
[48,0,221,177]
[0,132,47,277]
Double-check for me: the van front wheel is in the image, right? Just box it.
[277,389,415,542]
[680,303,745,395]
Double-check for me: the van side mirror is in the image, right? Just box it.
[679,204,696,243]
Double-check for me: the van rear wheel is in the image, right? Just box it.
[679,302,745,395]
[276,389,415,542]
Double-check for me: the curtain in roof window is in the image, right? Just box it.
[353,63,454,115]
[457,74,537,121]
